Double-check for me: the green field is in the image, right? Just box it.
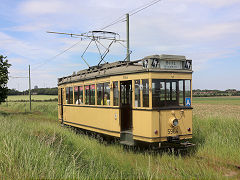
[7,95,58,101]
[0,96,239,179]
[193,96,240,105]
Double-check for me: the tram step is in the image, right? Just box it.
[120,140,135,146]
[120,130,134,146]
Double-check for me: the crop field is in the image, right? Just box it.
[0,96,239,179]
[7,95,58,101]
[194,96,240,105]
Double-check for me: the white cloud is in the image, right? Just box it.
[19,0,69,15]
[184,22,240,40]
[2,0,240,90]
[189,0,240,8]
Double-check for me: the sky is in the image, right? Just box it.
[0,0,240,91]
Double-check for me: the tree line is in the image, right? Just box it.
[8,87,58,95]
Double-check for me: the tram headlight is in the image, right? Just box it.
[173,119,179,127]
[169,118,179,127]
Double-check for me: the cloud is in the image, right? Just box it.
[19,0,68,15]
[183,22,240,40]
[8,57,27,64]
[189,0,240,8]
[2,0,240,90]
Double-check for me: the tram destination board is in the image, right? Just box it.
[142,58,192,70]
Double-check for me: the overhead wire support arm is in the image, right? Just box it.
[97,40,114,66]
[47,30,126,67]
[117,41,132,61]
[47,31,125,42]
[43,0,161,70]
[94,40,107,64]
[81,39,93,68]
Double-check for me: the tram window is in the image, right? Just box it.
[142,79,149,107]
[160,82,165,104]
[75,86,83,104]
[113,81,119,106]
[152,80,165,107]
[90,85,95,105]
[69,87,73,104]
[185,80,191,105]
[97,84,103,105]
[79,86,83,104]
[74,87,79,104]
[179,80,184,105]
[58,89,61,104]
[97,83,110,105]
[85,85,90,105]
[166,81,170,102]
[104,82,110,105]
[152,79,190,107]
[172,81,177,101]
[134,80,140,107]
[66,87,69,104]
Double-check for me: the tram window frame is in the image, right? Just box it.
[85,85,89,105]
[74,86,79,104]
[90,84,95,105]
[179,80,184,105]
[97,84,103,105]
[85,85,95,105]
[97,82,110,106]
[74,86,83,105]
[79,86,83,105]
[134,80,141,107]
[104,82,110,106]
[152,79,191,108]
[185,80,191,99]
[66,87,73,104]
[66,87,69,104]
[113,81,119,106]
[142,79,149,107]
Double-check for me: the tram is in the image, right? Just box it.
[58,54,193,147]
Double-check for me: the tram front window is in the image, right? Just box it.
[152,79,191,108]
[142,79,149,107]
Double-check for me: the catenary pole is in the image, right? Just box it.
[126,13,130,61]
[29,65,31,111]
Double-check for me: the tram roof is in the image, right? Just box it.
[58,54,192,85]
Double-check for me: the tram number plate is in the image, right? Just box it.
[168,128,178,134]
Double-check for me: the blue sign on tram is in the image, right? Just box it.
[185,98,191,106]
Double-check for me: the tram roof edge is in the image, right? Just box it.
[57,54,192,85]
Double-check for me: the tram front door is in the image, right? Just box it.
[120,80,132,131]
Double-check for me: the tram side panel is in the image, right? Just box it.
[63,106,121,137]
[132,110,153,142]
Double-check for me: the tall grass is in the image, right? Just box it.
[0,99,239,179]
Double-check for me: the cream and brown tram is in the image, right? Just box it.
[58,54,193,147]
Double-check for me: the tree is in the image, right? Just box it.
[0,55,11,103]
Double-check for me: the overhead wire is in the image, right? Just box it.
[8,0,162,91]
[129,0,161,16]
[32,0,162,70]
[100,0,162,30]
[32,39,83,71]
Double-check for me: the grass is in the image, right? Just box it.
[0,96,240,179]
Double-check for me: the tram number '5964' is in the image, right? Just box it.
[168,128,178,134]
